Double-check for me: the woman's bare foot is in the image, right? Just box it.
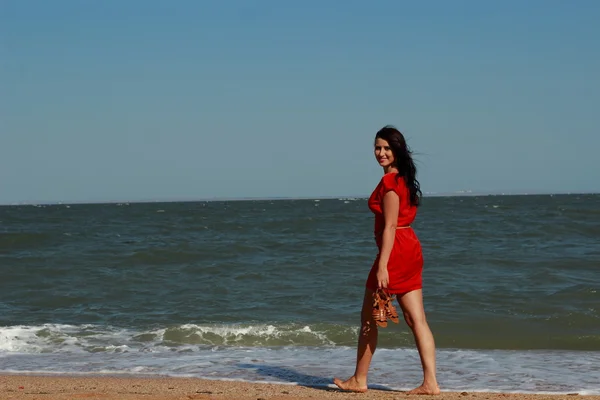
[407,383,441,395]
[333,376,368,393]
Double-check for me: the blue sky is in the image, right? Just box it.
[1,1,599,204]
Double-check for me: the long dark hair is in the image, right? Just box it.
[375,125,422,207]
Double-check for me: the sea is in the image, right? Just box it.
[1,193,599,394]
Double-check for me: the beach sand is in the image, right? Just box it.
[0,375,597,400]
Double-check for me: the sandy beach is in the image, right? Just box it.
[0,375,597,400]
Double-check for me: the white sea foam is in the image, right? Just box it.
[0,323,346,354]
[0,325,46,353]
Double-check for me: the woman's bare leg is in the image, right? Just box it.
[398,289,440,395]
[333,288,377,392]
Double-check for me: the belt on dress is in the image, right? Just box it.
[375,226,411,236]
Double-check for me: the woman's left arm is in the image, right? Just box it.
[376,190,399,288]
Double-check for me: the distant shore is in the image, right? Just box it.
[1,375,598,400]
[1,191,598,207]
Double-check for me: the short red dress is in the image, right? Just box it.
[365,172,424,294]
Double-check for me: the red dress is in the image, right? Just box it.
[365,172,424,294]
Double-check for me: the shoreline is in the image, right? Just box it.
[1,374,598,400]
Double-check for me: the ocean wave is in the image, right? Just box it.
[0,323,368,354]
[3,321,599,354]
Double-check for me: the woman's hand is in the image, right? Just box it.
[376,267,389,289]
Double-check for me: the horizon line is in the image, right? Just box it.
[1,190,598,207]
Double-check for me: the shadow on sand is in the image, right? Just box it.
[237,363,394,392]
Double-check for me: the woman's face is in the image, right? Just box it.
[374,138,395,169]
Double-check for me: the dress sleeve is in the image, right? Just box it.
[381,173,401,196]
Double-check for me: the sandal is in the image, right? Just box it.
[379,289,399,324]
[372,290,387,328]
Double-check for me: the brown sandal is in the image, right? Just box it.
[380,290,399,324]
[372,290,388,327]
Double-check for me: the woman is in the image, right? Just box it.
[334,126,440,395]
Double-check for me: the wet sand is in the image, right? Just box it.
[1,375,597,400]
